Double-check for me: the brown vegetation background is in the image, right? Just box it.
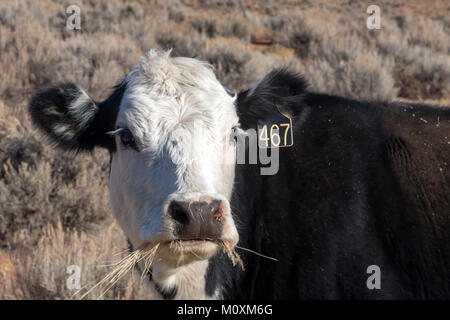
[0,0,449,299]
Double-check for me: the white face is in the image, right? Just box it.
[108,51,239,268]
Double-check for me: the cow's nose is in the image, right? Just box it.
[168,199,224,240]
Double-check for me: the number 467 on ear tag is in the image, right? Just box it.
[257,107,294,148]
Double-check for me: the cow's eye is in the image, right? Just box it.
[120,129,136,148]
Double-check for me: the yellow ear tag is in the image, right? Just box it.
[257,106,294,148]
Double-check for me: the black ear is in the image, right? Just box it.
[236,69,308,129]
[29,83,121,152]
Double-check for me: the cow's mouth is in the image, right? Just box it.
[165,239,215,244]
[141,238,242,269]
[164,239,219,251]
[144,239,220,267]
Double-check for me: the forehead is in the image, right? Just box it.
[116,51,238,134]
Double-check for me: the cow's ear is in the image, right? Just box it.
[236,69,308,128]
[29,83,109,152]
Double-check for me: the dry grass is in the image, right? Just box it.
[9,220,158,299]
[0,0,449,299]
[77,242,160,300]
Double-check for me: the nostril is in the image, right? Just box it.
[169,202,189,225]
[210,200,224,223]
[213,210,223,222]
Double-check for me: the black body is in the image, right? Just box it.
[206,71,450,299]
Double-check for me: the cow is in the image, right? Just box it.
[29,50,450,299]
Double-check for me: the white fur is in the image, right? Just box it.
[152,260,212,299]
[51,88,96,141]
[108,50,239,298]
[67,88,97,131]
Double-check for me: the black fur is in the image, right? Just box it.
[29,81,127,152]
[205,70,450,299]
[236,69,308,129]
[154,283,178,300]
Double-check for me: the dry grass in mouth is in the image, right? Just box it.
[167,239,245,269]
[218,240,245,270]
[219,242,280,268]
[216,240,280,268]
[76,243,160,300]
[235,245,278,262]
[75,240,279,299]
[75,240,244,299]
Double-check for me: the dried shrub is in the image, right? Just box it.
[302,35,397,101]
[379,36,450,100]
[203,41,252,90]
[0,151,111,249]
[168,6,186,23]
[189,14,249,40]
[398,13,449,53]
[0,133,43,179]
[11,221,158,299]
[156,27,207,58]
[0,102,111,249]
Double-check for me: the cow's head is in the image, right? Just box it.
[29,50,240,275]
